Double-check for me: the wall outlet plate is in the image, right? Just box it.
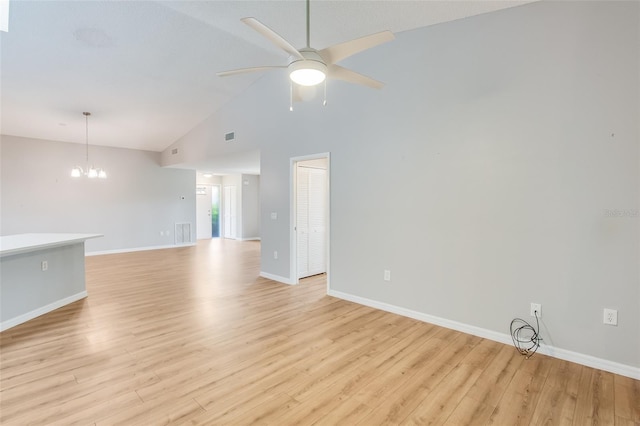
[530,303,541,318]
[603,308,618,326]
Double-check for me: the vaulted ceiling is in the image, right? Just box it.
[1,1,533,154]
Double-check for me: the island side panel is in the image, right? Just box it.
[1,242,87,330]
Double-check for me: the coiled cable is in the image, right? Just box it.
[510,311,541,359]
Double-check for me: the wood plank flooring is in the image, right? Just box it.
[1,239,638,425]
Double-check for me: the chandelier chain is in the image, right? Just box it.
[83,112,91,166]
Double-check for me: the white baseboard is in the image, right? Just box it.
[327,289,640,380]
[259,271,295,285]
[238,237,261,241]
[1,291,88,332]
[86,243,196,256]
[538,345,640,380]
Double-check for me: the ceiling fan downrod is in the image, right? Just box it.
[306,0,310,48]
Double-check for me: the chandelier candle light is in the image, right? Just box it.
[71,112,107,179]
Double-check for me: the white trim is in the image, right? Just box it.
[327,289,640,380]
[324,155,331,295]
[1,291,88,332]
[260,271,296,285]
[238,237,261,241]
[289,158,298,285]
[86,243,196,256]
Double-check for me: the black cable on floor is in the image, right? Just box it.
[510,311,541,359]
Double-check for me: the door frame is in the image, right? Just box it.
[290,152,330,291]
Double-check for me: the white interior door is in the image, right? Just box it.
[297,167,310,277]
[223,185,237,239]
[196,186,212,239]
[297,165,326,278]
[307,168,326,274]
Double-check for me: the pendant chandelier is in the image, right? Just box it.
[71,112,107,179]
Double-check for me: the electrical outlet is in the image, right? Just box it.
[530,303,541,318]
[384,270,391,281]
[603,308,618,326]
[273,251,278,260]
[41,261,48,271]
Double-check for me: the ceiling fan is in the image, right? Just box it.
[217,0,395,98]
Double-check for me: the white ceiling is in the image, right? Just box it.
[1,0,533,170]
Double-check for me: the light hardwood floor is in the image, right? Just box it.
[1,239,638,425]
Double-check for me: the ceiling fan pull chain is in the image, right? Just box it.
[289,81,294,111]
[323,80,327,106]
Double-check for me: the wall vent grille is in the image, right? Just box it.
[171,148,178,155]
[175,223,192,244]
[225,132,235,142]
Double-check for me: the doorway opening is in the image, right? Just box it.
[291,153,330,290]
[211,185,220,238]
[196,184,221,239]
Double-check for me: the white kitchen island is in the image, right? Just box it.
[0,233,102,331]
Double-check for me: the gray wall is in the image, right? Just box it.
[1,135,196,252]
[241,174,260,240]
[162,2,639,368]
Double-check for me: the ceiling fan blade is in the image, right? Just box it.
[328,65,385,90]
[217,66,286,78]
[241,17,304,60]
[319,30,395,64]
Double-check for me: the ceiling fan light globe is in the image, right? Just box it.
[289,60,327,86]
[88,167,98,179]
[290,69,325,86]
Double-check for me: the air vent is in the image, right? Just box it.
[225,132,235,142]
[175,223,192,245]
[171,148,178,155]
